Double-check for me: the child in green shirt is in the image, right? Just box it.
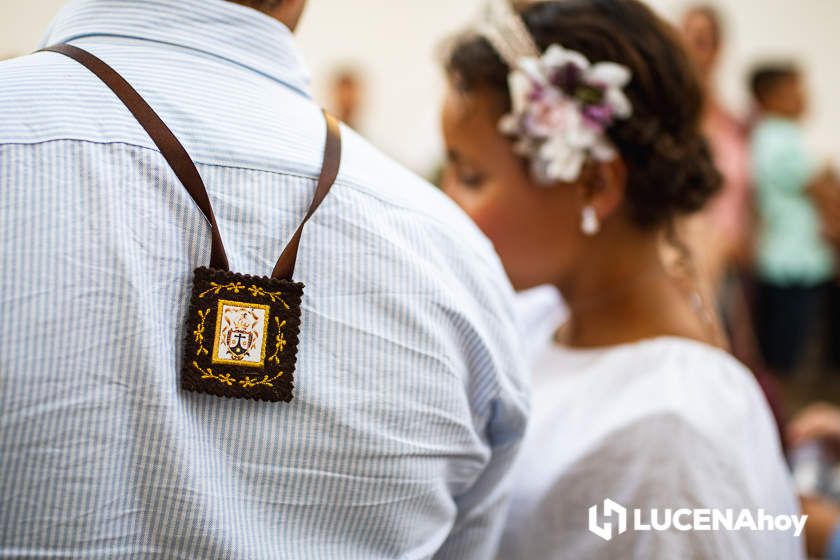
[751,63,839,374]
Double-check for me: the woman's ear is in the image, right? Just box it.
[575,157,627,223]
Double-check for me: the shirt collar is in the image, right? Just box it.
[39,0,312,98]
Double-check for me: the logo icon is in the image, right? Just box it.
[588,498,628,541]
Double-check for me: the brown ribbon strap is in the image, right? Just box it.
[272,112,341,280]
[41,44,343,281]
[40,43,230,271]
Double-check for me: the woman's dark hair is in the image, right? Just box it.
[446,0,722,228]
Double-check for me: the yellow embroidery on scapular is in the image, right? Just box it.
[192,362,283,389]
[267,318,287,365]
[239,372,284,388]
[198,281,246,299]
[246,285,291,309]
[193,362,235,386]
[193,308,211,356]
[198,282,290,308]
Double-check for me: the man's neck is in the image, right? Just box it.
[228,0,303,31]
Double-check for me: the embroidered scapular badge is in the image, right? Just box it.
[181,268,303,402]
[177,112,340,402]
[45,43,342,402]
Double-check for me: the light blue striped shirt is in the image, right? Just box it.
[0,1,528,558]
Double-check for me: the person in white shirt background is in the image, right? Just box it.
[440,0,803,558]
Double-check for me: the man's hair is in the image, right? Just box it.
[229,0,283,14]
[750,63,799,103]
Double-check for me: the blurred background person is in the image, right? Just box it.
[328,66,366,131]
[750,63,840,378]
[679,3,787,440]
[681,4,752,283]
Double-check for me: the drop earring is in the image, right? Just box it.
[581,205,600,236]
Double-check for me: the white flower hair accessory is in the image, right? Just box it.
[477,0,633,184]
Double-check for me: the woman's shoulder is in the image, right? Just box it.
[561,339,789,497]
[548,335,755,389]
[540,337,776,450]
[610,337,769,427]
[618,336,754,387]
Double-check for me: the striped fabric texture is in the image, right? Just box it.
[0,1,529,558]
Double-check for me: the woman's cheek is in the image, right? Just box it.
[455,181,542,283]
[469,196,523,259]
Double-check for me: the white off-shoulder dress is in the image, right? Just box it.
[498,291,804,560]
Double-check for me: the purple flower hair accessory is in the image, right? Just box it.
[498,44,633,184]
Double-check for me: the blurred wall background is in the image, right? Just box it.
[1,0,838,176]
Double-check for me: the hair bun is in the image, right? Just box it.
[670,135,723,215]
[619,125,722,227]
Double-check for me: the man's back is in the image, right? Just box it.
[0,1,527,557]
